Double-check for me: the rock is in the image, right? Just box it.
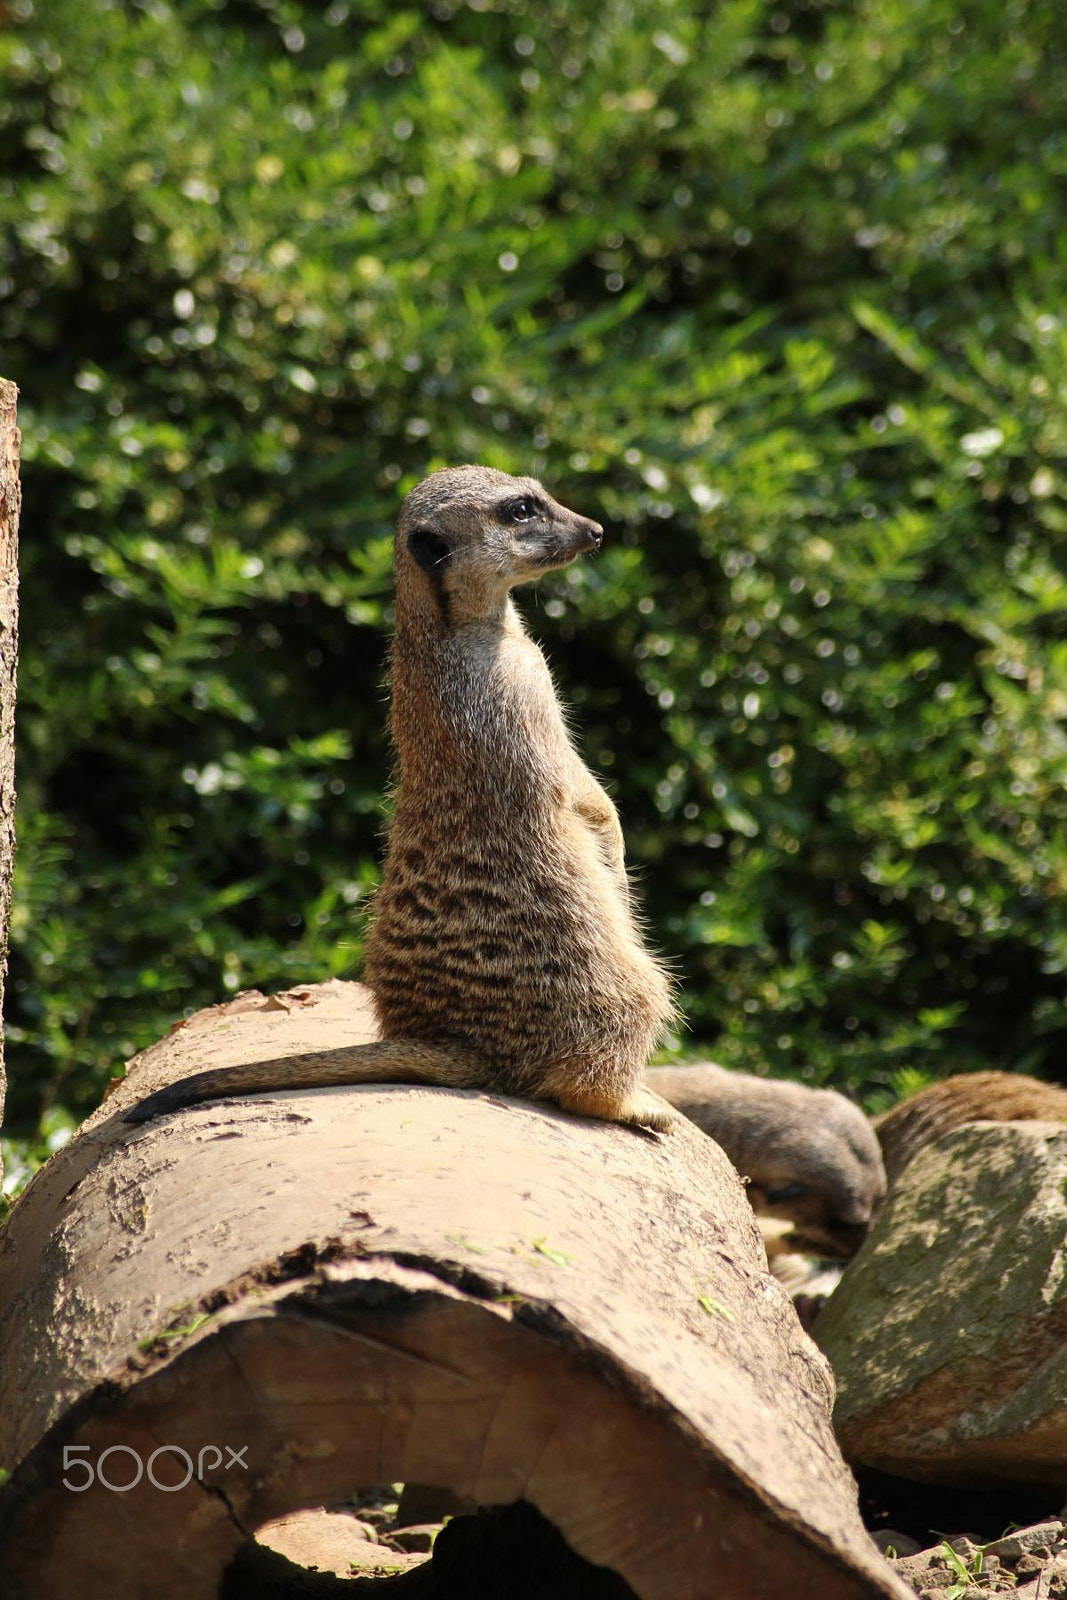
[889,1549,944,1588]
[387,1523,440,1554]
[256,1506,426,1577]
[986,1519,1065,1560]
[352,1504,399,1532]
[814,1121,1067,1488]
[871,1529,922,1557]
[886,1521,1067,1600]
[1013,1552,1067,1595]
[1017,1568,1067,1600]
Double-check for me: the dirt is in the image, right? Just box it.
[886,1524,1067,1597]
[277,1480,1067,1597]
[859,1470,1066,1598]
[254,1492,640,1596]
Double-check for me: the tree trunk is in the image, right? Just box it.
[0,378,20,1180]
[0,980,909,1600]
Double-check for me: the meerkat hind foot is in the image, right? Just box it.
[620,1089,676,1132]
[552,1084,675,1133]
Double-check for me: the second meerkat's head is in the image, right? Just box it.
[396,465,603,621]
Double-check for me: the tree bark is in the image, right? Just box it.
[0,378,20,1180]
[0,980,909,1600]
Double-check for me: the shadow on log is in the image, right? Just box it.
[0,981,909,1599]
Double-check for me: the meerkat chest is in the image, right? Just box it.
[420,632,572,778]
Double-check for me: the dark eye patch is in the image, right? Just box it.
[765,1182,809,1203]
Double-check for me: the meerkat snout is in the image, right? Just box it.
[497,487,603,572]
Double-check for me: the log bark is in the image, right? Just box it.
[0,378,19,1175]
[0,980,909,1600]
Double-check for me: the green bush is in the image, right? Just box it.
[1,0,1065,1179]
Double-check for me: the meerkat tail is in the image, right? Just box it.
[122,1039,486,1125]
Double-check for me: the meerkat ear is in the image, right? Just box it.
[407,528,451,574]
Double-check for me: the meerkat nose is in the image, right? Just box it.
[585,519,604,549]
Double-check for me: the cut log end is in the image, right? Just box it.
[1,1255,900,1600]
[0,1262,757,1595]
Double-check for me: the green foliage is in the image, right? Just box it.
[939,1539,984,1599]
[1,0,1065,1167]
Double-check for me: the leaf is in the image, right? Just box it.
[531,1238,573,1267]
[698,1294,736,1323]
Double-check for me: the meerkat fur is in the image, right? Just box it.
[647,1062,886,1260]
[127,467,677,1131]
[875,1069,1067,1184]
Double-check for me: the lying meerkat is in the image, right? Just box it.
[874,1069,1067,1184]
[647,1062,887,1261]
[773,1070,1067,1325]
[127,467,677,1132]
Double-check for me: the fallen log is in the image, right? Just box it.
[0,980,909,1599]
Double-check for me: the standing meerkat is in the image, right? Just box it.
[127,466,677,1131]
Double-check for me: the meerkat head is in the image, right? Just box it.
[650,1064,889,1263]
[396,465,603,621]
[746,1089,888,1261]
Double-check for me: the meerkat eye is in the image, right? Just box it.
[766,1182,809,1203]
[500,497,539,523]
